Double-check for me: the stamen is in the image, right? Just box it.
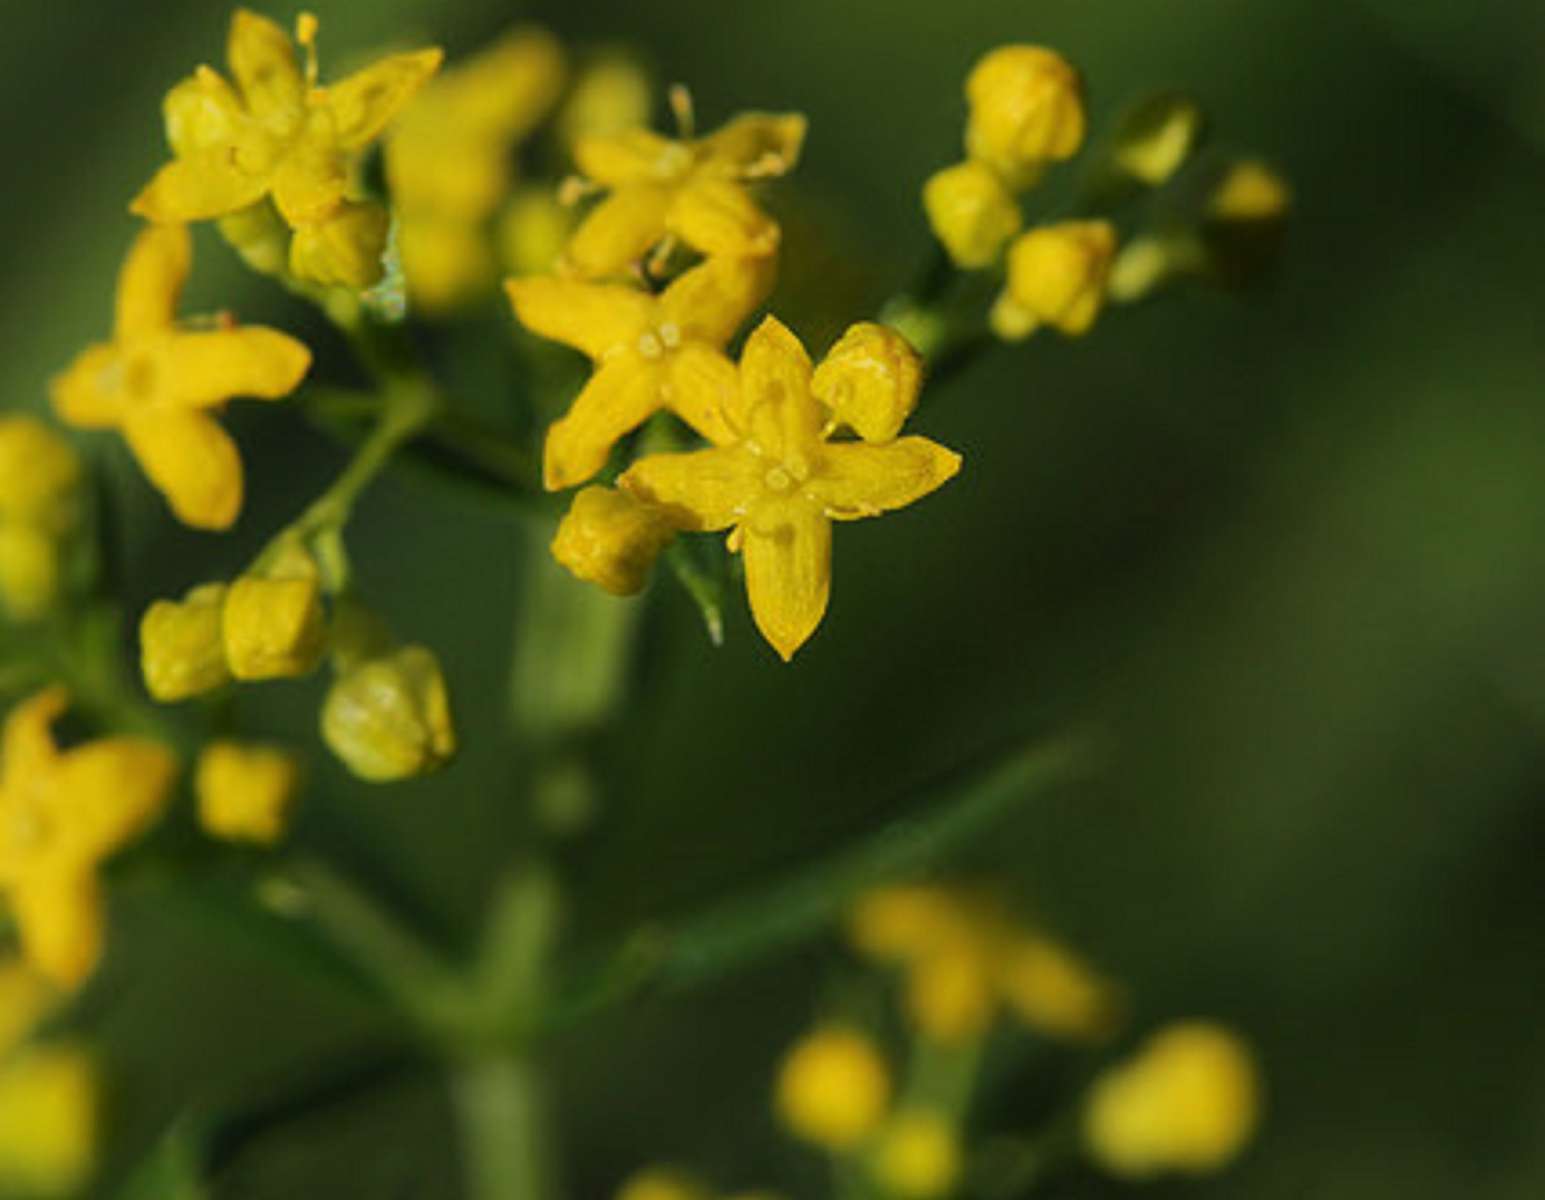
[296,13,320,88]
[668,83,696,140]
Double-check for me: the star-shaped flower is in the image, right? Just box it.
[506,253,775,489]
[51,224,310,530]
[0,688,177,989]
[131,9,441,287]
[619,316,961,660]
[564,111,806,279]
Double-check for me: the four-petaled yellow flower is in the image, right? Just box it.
[0,689,177,989]
[131,9,442,288]
[564,111,806,278]
[507,254,775,489]
[51,225,310,530]
[619,316,960,660]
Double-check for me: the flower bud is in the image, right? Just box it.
[922,160,1021,269]
[0,1045,96,1197]
[1203,161,1290,289]
[321,646,456,782]
[871,1111,961,1199]
[905,941,996,1043]
[847,884,964,963]
[965,45,1085,184]
[811,323,923,444]
[0,416,81,531]
[218,201,292,279]
[0,525,62,622]
[551,486,676,597]
[997,934,1121,1041]
[1083,1022,1261,1178]
[1111,93,1205,187]
[223,575,326,681]
[997,220,1117,340]
[1208,160,1291,223]
[288,203,391,289]
[196,741,302,846]
[139,582,232,701]
[774,1025,891,1151]
[615,1167,711,1200]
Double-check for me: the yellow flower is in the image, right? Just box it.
[964,46,1085,186]
[847,884,968,963]
[905,939,997,1043]
[775,1025,891,1151]
[196,741,301,846]
[871,1111,961,1199]
[922,160,1023,270]
[1083,1023,1261,1178]
[0,527,63,623]
[558,54,653,150]
[321,646,456,782]
[0,688,177,989]
[997,934,1121,1041]
[506,254,775,489]
[564,110,806,278]
[0,1044,97,1196]
[619,317,960,661]
[139,582,232,701]
[552,485,677,596]
[994,220,1117,341]
[616,1167,712,1200]
[1209,160,1291,222]
[0,417,80,533]
[131,9,442,287]
[51,224,310,530]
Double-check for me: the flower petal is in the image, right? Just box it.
[619,445,760,531]
[123,409,244,531]
[12,872,103,991]
[696,112,807,177]
[743,502,831,661]
[664,344,739,446]
[809,322,923,444]
[563,186,672,279]
[114,225,191,342]
[811,438,962,520]
[735,315,821,458]
[48,739,177,866]
[666,177,779,260]
[327,48,444,151]
[50,344,126,430]
[543,357,662,490]
[574,129,687,186]
[505,275,653,359]
[227,8,305,128]
[658,253,775,349]
[161,328,311,408]
[130,151,269,223]
[164,66,246,157]
[0,687,66,795]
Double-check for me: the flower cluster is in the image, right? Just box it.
[0,417,82,621]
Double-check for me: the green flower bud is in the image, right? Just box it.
[321,646,456,782]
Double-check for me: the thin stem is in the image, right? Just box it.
[452,1054,556,1200]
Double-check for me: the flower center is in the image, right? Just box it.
[635,322,683,360]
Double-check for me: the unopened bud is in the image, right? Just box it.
[551,486,676,597]
[811,322,923,444]
[922,160,1021,269]
[321,646,456,782]
[998,220,1117,339]
[965,45,1085,184]
[140,583,232,701]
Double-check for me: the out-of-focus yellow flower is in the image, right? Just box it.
[132,10,442,287]
[0,961,53,1057]
[321,645,456,782]
[922,161,1022,270]
[997,934,1121,1041]
[616,1167,712,1200]
[0,688,176,988]
[0,1044,97,1196]
[775,1025,891,1151]
[222,554,327,682]
[620,316,960,661]
[564,109,806,278]
[139,582,232,701]
[994,220,1117,341]
[1084,1022,1261,1178]
[500,186,576,277]
[552,485,677,596]
[0,417,80,533]
[871,1111,961,1198]
[906,939,997,1043]
[847,884,967,963]
[1111,93,1204,187]
[507,254,775,489]
[810,322,924,444]
[558,54,653,150]
[964,46,1085,186]
[0,526,62,623]
[196,741,301,846]
[51,225,310,530]
[1209,161,1291,222]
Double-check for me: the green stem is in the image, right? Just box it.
[452,1054,556,1200]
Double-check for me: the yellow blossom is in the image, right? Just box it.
[196,741,301,846]
[964,46,1085,186]
[1209,160,1291,222]
[997,934,1121,1041]
[775,1025,891,1151]
[847,884,968,963]
[223,571,327,681]
[0,417,80,532]
[564,110,806,278]
[51,224,311,529]
[506,254,775,489]
[905,939,997,1043]
[140,582,232,701]
[871,1111,961,1198]
[616,1167,712,1200]
[994,220,1117,341]
[0,1044,97,1196]
[0,688,177,989]
[558,54,653,150]
[922,160,1022,270]
[552,485,677,596]
[131,9,442,287]
[1084,1022,1261,1178]
[321,646,456,782]
[619,316,960,661]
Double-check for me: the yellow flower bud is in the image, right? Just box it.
[965,46,1085,183]
[1209,160,1291,223]
[999,220,1117,339]
[871,1111,961,1199]
[922,161,1021,269]
[0,416,80,530]
[321,646,456,782]
[218,202,292,278]
[499,186,575,277]
[905,942,996,1044]
[1107,235,1186,305]
[847,885,965,963]
[1111,93,1204,187]
[1084,1023,1261,1178]
[558,54,653,150]
[139,582,232,701]
[0,525,62,621]
[615,1167,711,1200]
[774,1025,891,1151]
[196,741,302,846]
[223,575,326,682]
[288,203,392,290]
[0,1045,96,1196]
[0,962,54,1058]
[551,485,676,597]
[811,323,923,444]
[996,934,1121,1042]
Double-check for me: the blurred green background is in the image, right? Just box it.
[6,0,1545,1196]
